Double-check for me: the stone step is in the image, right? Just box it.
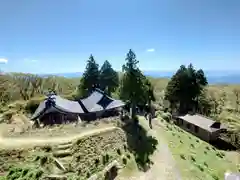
[53,150,72,158]
[54,144,72,151]
[53,157,67,172]
[43,174,67,180]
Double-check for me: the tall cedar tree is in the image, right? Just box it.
[120,49,155,118]
[79,54,100,97]
[165,64,208,114]
[99,60,119,95]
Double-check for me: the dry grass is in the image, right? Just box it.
[0,126,131,179]
[0,117,120,138]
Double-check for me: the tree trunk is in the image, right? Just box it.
[130,103,136,119]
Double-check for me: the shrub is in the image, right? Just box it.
[123,144,127,151]
[211,174,219,180]
[117,148,121,155]
[180,154,186,160]
[25,99,41,114]
[102,154,109,165]
[216,152,224,158]
[86,171,91,178]
[95,158,100,166]
[2,110,16,122]
[161,112,172,122]
[196,164,204,172]
[21,168,29,177]
[190,156,196,162]
[40,156,48,166]
[35,169,44,178]
[41,145,52,152]
[122,157,127,165]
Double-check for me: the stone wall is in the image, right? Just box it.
[68,128,127,178]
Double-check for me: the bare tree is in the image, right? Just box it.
[29,75,43,98]
[0,73,11,104]
[208,91,219,115]
[12,73,32,100]
[218,91,226,113]
[233,88,240,112]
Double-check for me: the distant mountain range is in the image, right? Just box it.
[42,70,240,85]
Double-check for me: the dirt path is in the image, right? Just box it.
[118,118,182,180]
[0,126,117,148]
[0,119,181,180]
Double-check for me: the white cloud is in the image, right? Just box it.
[23,58,38,63]
[146,48,155,52]
[0,58,8,63]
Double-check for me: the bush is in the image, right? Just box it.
[2,110,16,122]
[62,93,76,101]
[180,154,186,160]
[156,110,163,117]
[122,157,127,165]
[196,164,204,172]
[25,99,41,114]
[190,155,196,162]
[211,174,219,180]
[161,112,172,122]
[117,148,121,155]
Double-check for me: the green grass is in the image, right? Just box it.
[117,155,138,178]
[158,117,239,180]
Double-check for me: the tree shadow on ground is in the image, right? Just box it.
[121,119,158,171]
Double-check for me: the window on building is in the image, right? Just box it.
[186,123,191,129]
[194,125,199,133]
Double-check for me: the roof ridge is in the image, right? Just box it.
[194,113,215,122]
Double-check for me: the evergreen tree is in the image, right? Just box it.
[78,54,100,97]
[165,64,208,114]
[99,60,119,95]
[119,49,155,118]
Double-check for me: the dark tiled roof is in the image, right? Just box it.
[80,89,125,112]
[31,95,84,120]
[31,89,125,120]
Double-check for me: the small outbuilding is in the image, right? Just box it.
[174,113,227,142]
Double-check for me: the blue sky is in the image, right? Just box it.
[0,0,239,74]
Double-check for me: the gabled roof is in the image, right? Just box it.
[31,95,84,120]
[80,89,125,113]
[177,114,227,132]
[80,90,104,112]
